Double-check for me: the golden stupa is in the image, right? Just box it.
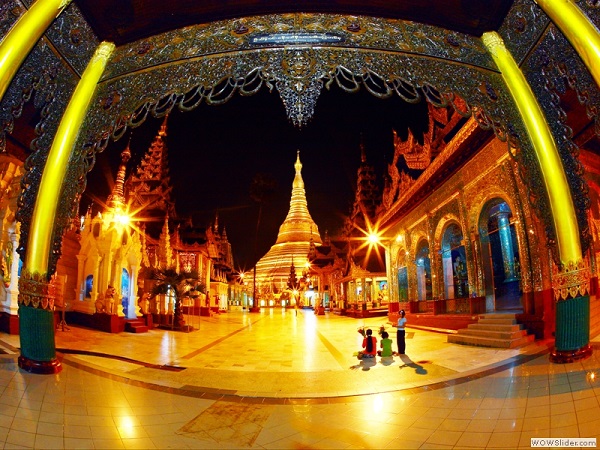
[254,151,322,290]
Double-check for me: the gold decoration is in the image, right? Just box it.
[1,240,12,287]
[17,270,56,310]
[91,41,115,65]
[552,258,590,301]
[255,152,322,285]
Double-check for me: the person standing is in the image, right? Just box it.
[397,310,407,355]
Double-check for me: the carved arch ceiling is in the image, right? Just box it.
[77,13,539,235]
[11,2,598,274]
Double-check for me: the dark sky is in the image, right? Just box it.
[82,85,428,270]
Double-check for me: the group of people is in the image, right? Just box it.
[359,310,407,358]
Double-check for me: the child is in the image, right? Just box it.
[379,331,393,357]
[362,329,377,358]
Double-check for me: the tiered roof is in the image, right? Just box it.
[125,115,176,233]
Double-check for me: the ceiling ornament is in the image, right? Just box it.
[1,5,596,273]
[278,48,320,127]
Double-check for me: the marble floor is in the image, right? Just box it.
[0,308,599,449]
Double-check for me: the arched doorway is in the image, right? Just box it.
[479,199,522,311]
[121,268,130,317]
[396,249,409,303]
[415,239,431,301]
[441,223,467,300]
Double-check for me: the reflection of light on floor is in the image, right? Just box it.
[160,331,176,361]
[115,416,136,437]
[587,371,597,383]
[304,310,317,368]
[370,394,384,414]
[292,404,311,415]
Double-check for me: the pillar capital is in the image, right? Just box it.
[17,270,61,374]
[18,270,56,310]
[552,258,591,302]
[550,258,592,363]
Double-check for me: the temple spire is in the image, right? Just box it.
[360,133,367,163]
[275,150,319,244]
[106,143,131,211]
[254,151,322,284]
[158,114,168,137]
[157,213,174,269]
[125,115,176,237]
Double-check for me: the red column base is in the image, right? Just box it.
[18,355,62,374]
[249,307,261,312]
[549,344,593,364]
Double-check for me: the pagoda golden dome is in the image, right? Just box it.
[254,151,322,287]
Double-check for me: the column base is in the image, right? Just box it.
[18,355,62,374]
[249,307,261,312]
[549,344,593,364]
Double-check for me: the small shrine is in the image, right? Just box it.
[73,145,142,330]
[63,115,240,332]
[337,142,388,317]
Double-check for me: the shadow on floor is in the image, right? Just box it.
[398,354,428,375]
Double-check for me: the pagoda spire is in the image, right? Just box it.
[254,151,322,285]
[275,150,321,245]
[344,141,380,237]
[140,224,151,268]
[360,133,367,163]
[158,114,168,137]
[157,213,173,269]
[106,144,131,212]
[125,115,176,237]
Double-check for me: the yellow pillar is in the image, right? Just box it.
[0,0,72,101]
[534,0,600,88]
[26,41,115,276]
[482,31,581,266]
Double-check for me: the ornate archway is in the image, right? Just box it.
[2,10,591,278]
[1,2,598,371]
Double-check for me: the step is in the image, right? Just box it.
[479,313,518,320]
[457,328,528,340]
[447,333,534,349]
[125,320,149,333]
[477,318,517,325]
[468,323,523,332]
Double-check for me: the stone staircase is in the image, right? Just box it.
[447,313,534,349]
[124,318,148,333]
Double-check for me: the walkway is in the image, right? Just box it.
[0,309,598,449]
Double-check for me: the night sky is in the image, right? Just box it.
[82,85,429,270]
